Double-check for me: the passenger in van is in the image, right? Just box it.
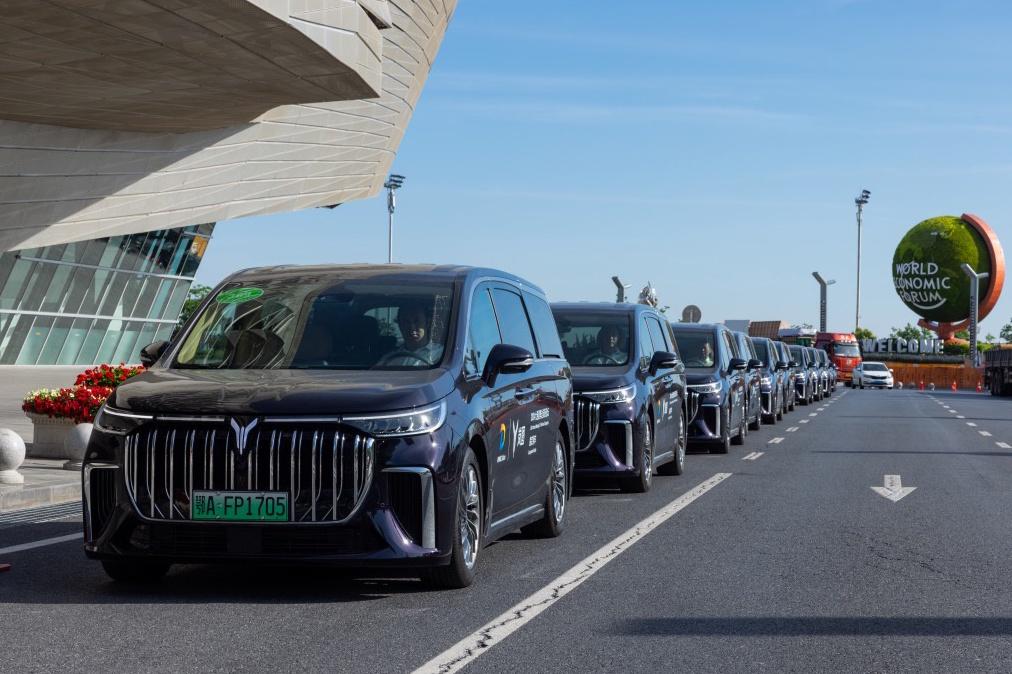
[698,341,714,367]
[378,301,444,367]
[583,325,626,365]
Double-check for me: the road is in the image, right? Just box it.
[2,388,1011,673]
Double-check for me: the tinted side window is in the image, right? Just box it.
[638,318,654,369]
[522,292,564,358]
[722,331,738,360]
[645,316,668,353]
[464,288,501,377]
[490,288,536,354]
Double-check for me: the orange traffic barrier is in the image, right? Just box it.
[977,380,983,392]
[919,380,925,391]
[951,380,958,392]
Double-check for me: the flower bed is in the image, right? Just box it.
[22,363,145,424]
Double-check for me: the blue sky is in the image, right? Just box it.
[196,0,1012,337]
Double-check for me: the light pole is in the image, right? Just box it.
[611,276,630,303]
[384,173,405,263]
[961,263,990,367]
[812,272,836,333]
[854,189,870,333]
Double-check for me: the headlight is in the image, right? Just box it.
[688,381,721,394]
[581,385,636,404]
[93,405,153,436]
[343,401,446,437]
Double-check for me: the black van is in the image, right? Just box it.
[670,323,748,453]
[789,344,816,405]
[82,264,574,589]
[551,303,689,492]
[731,331,764,432]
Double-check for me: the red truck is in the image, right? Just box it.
[815,332,862,386]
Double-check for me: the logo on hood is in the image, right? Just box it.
[229,417,259,457]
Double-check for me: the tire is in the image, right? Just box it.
[750,403,762,431]
[622,418,653,493]
[101,560,170,583]
[658,409,686,476]
[422,448,482,589]
[522,435,568,538]
[711,408,731,454]
[731,406,746,446]
[776,391,785,421]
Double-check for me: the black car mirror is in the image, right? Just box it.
[789,360,799,368]
[483,343,535,384]
[139,340,169,368]
[747,358,762,370]
[728,357,748,371]
[776,360,789,370]
[649,350,679,374]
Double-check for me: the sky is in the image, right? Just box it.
[194,0,1012,338]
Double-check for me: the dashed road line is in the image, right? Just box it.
[808,413,818,417]
[800,419,809,424]
[786,426,799,432]
[967,422,977,427]
[948,410,957,414]
[0,533,81,556]
[957,415,965,419]
[412,473,733,674]
[996,442,1011,449]
[768,437,784,444]
[979,431,992,437]
[743,452,764,461]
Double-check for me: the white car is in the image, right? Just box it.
[853,361,894,389]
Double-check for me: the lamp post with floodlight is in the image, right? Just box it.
[854,189,870,333]
[384,174,405,263]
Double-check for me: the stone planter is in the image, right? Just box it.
[63,422,93,471]
[25,412,76,459]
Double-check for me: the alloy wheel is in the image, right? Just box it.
[459,464,481,570]
[642,422,653,486]
[551,440,566,524]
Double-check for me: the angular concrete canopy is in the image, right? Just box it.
[0,0,456,251]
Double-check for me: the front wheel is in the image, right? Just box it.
[101,560,170,583]
[522,437,568,537]
[658,410,687,476]
[423,449,482,589]
[731,406,746,446]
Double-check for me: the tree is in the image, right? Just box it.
[889,323,932,340]
[177,284,213,328]
[985,333,996,344]
[954,329,970,340]
[1001,320,1012,344]
[854,327,875,341]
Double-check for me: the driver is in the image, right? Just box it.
[379,302,444,367]
[582,324,625,365]
[698,340,714,367]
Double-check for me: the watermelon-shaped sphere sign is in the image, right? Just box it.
[892,215,1002,323]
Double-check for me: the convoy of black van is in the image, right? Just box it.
[81,264,837,588]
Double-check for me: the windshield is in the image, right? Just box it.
[552,311,630,366]
[834,342,860,357]
[672,330,716,368]
[752,340,771,366]
[864,362,888,372]
[789,345,806,365]
[174,276,454,370]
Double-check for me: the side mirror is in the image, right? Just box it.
[747,358,762,370]
[139,340,169,368]
[728,357,748,372]
[483,343,534,384]
[650,350,679,374]
[776,360,789,371]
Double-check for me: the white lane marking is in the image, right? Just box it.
[808,413,818,417]
[800,419,809,424]
[979,431,992,437]
[743,452,764,461]
[412,473,733,674]
[871,474,916,503]
[957,415,965,419]
[948,410,957,414]
[996,442,1011,449]
[768,437,784,444]
[818,407,826,411]
[0,533,81,556]
[966,422,977,427]
[786,426,799,432]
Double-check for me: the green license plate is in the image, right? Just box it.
[191,491,289,522]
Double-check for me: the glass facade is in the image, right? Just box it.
[0,224,213,365]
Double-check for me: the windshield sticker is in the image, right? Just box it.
[216,287,264,305]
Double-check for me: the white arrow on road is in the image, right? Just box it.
[871,475,916,502]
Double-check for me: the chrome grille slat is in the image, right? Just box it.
[574,398,601,451]
[124,420,374,524]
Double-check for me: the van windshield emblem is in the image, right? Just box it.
[229,417,259,456]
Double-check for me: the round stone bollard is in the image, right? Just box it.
[0,428,27,485]
[63,423,93,471]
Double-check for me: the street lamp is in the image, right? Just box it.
[961,263,990,367]
[854,189,870,333]
[812,272,836,333]
[384,173,405,263]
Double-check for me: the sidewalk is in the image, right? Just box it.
[0,367,85,512]
[0,459,80,512]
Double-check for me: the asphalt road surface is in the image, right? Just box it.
[2,388,1011,673]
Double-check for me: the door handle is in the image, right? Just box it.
[515,387,537,400]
